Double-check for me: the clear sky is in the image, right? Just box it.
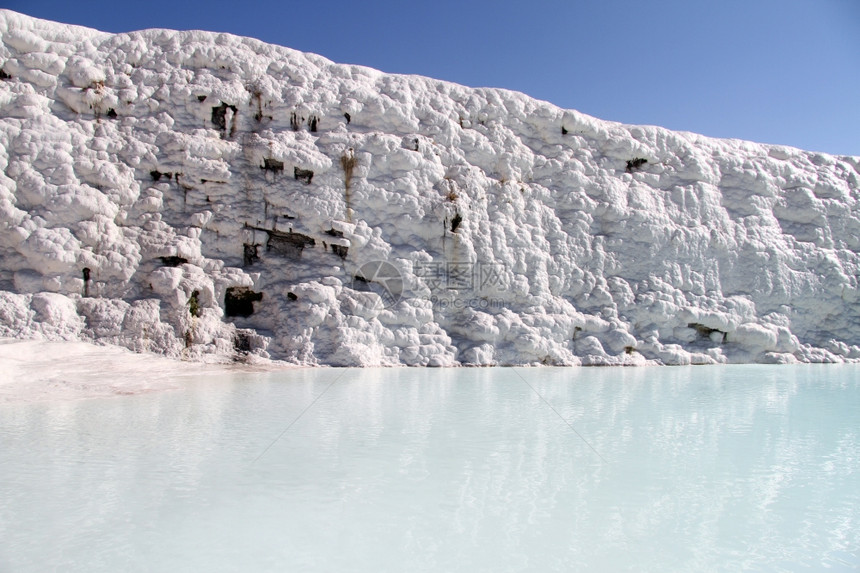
[3,0,858,156]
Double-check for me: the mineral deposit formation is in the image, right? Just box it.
[2,11,860,365]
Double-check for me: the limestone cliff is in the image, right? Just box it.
[2,10,859,365]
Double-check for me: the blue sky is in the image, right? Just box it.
[3,0,858,155]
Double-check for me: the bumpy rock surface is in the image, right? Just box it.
[1,10,860,365]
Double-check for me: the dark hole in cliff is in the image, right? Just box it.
[211,102,237,137]
[294,167,314,184]
[262,158,284,172]
[688,323,726,342]
[150,170,173,181]
[331,244,349,259]
[561,126,568,135]
[451,212,463,233]
[343,112,351,124]
[197,95,207,102]
[82,267,91,297]
[626,157,648,173]
[106,108,117,119]
[308,115,318,132]
[251,91,263,122]
[243,243,259,266]
[225,287,263,318]
[287,292,298,301]
[290,111,300,131]
[233,330,252,354]
[266,230,315,258]
[0,69,10,80]
[160,256,188,267]
[325,228,344,238]
[189,290,201,317]
[211,104,228,129]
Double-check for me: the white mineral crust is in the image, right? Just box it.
[1,10,859,366]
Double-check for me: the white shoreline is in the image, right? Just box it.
[0,338,303,403]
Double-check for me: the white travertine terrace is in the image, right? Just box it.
[1,10,859,366]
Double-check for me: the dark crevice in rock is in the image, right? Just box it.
[331,244,349,259]
[159,256,188,267]
[243,243,260,266]
[266,230,315,258]
[82,267,91,297]
[225,287,263,318]
[233,329,252,354]
[262,158,284,172]
[250,90,263,122]
[189,290,201,317]
[688,323,726,343]
[451,212,463,233]
[211,102,237,138]
[294,167,314,184]
[626,157,648,173]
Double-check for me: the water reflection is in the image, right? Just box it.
[0,365,858,572]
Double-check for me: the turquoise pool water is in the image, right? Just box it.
[1,365,858,572]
